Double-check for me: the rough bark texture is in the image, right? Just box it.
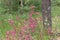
[42,0,52,40]
[42,0,52,34]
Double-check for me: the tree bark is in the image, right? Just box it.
[42,0,52,30]
[42,0,52,40]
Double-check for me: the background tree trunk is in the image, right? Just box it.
[42,0,52,31]
[20,0,23,14]
[42,0,52,37]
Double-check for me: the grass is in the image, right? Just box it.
[52,6,60,30]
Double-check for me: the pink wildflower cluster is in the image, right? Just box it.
[6,27,32,40]
[6,29,16,40]
[5,5,41,40]
[29,17,37,32]
[29,8,39,32]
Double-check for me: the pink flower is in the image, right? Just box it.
[6,31,10,35]
[21,26,28,32]
[47,27,52,34]
[8,19,14,25]
[29,17,37,30]
[29,24,35,29]
[11,30,16,36]
[6,37,10,40]
[19,38,22,40]
[6,35,10,40]
[19,31,24,36]
[24,34,32,40]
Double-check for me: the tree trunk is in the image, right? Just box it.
[42,0,52,40]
